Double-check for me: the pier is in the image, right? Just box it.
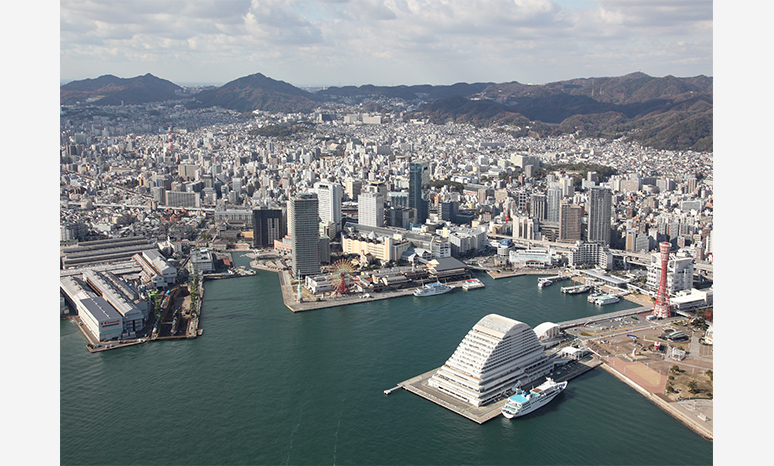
[384,384,403,395]
[396,307,655,424]
[398,357,602,424]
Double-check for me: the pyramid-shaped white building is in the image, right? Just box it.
[428,314,553,407]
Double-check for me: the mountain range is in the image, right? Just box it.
[60,71,712,152]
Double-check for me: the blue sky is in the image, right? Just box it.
[59,0,714,87]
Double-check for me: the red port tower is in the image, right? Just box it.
[652,242,672,319]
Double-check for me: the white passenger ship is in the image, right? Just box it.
[501,378,568,419]
[413,282,453,297]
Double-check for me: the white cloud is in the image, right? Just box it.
[60,0,713,85]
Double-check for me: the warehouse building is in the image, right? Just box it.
[60,270,148,341]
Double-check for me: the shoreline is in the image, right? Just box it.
[275,268,481,312]
[598,359,713,441]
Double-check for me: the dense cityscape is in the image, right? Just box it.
[60,98,713,259]
[58,94,715,449]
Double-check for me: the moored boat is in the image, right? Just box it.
[502,378,568,419]
[593,294,620,305]
[413,282,453,297]
[561,284,591,294]
[461,278,485,291]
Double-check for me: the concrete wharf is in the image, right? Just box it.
[395,307,651,424]
[558,306,652,330]
[399,357,602,424]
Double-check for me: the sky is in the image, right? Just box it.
[60,0,714,87]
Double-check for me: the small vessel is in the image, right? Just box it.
[538,279,553,289]
[561,284,591,294]
[461,278,485,291]
[594,294,620,305]
[413,282,453,297]
[502,378,568,419]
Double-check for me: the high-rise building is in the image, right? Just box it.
[344,178,362,201]
[358,192,384,227]
[314,181,342,229]
[587,187,612,246]
[289,193,320,279]
[559,203,582,242]
[252,207,285,248]
[409,160,430,225]
[546,187,562,223]
[529,193,546,220]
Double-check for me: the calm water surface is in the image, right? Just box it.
[61,256,712,465]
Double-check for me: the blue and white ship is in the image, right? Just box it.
[501,378,568,418]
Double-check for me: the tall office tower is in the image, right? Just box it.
[289,193,320,279]
[409,160,430,225]
[546,187,562,223]
[252,207,284,248]
[560,176,575,197]
[529,193,547,220]
[358,192,385,227]
[314,181,342,228]
[559,203,582,241]
[344,178,362,201]
[587,187,612,246]
[388,191,409,208]
[232,177,242,197]
[440,201,459,222]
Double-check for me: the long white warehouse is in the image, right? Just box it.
[428,314,552,407]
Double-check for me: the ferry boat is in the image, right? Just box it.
[413,282,453,297]
[502,378,568,419]
[560,284,591,295]
[593,294,620,305]
[461,278,485,291]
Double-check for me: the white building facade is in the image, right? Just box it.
[428,314,552,407]
[646,251,694,296]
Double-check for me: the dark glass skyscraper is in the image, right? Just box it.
[409,160,429,225]
[587,187,612,245]
[289,193,320,279]
[252,207,284,248]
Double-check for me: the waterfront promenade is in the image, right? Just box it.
[598,355,713,440]
[275,268,479,312]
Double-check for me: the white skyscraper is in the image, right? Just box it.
[358,192,384,227]
[546,186,562,223]
[314,181,342,228]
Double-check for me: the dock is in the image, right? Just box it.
[398,357,602,424]
[384,384,403,395]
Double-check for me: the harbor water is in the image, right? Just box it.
[60,256,712,465]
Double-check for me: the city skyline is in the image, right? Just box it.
[60,0,713,87]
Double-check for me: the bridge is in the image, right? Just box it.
[94,202,216,213]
